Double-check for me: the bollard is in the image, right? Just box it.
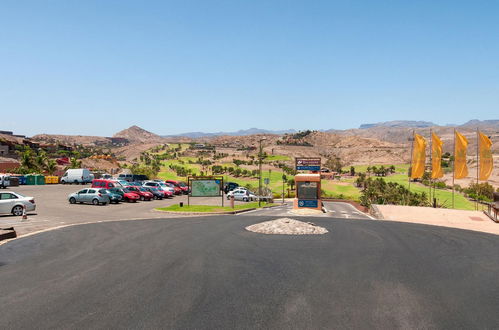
[230,196,235,209]
[179,202,183,207]
[22,204,28,221]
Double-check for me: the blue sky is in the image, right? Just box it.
[1,0,498,136]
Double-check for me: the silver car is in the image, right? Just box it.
[68,188,110,205]
[0,191,36,216]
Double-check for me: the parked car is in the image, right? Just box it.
[0,175,11,189]
[223,182,239,194]
[68,188,110,205]
[165,180,189,194]
[98,189,122,204]
[91,179,122,190]
[0,191,36,216]
[61,169,92,184]
[109,187,140,203]
[118,174,149,183]
[143,181,174,197]
[126,186,153,201]
[143,187,164,200]
[227,188,256,202]
[165,182,182,195]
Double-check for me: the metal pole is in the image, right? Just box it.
[429,128,432,204]
[476,128,479,211]
[282,177,285,204]
[408,130,415,191]
[258,139,263,207]
[452,128,456,209]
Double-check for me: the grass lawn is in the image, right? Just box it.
[156,202,275,213]
[344,163,410,174]
[321,180,361,201]
[383,174,476,210]
[265,155,291,162]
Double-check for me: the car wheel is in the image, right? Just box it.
[12,205,23,216]
[243,197,249,202]
[92,199,99,205]
[102,202,107,206]
[140,196,145,201]
[69,197,76,204]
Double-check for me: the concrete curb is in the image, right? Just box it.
[154,208,257,215]
[369,205,383,220]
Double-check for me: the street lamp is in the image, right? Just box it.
[258,137,267,207]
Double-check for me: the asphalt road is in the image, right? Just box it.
[0,185,243,236]
[246,201,372,219]
[2,215,499,329]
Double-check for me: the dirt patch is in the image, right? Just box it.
[246,218,328,235]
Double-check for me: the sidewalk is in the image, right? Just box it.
[374,205,499,235]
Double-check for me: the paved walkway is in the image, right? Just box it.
[375,205,499,235]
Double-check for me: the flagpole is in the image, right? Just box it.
[429,128,432,205]
[452,128,456,209]
[476,128,479,211]
[409,130,414,192]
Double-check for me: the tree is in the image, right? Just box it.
[45,159,58,175]
[69,157,82,168]
[325,157,343,173]
[350,166,355,176]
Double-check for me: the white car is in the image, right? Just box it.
[227,188,256,202]
[0,191,36,216]
[143,181,175,194]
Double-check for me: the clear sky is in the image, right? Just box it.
[1,0,498,137]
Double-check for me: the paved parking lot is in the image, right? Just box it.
[0,184,240,237]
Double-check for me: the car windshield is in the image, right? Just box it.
[139,188,148,192]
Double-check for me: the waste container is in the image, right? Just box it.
[17,176,27,185]
[35,175,45,185]
[26,174,36,185]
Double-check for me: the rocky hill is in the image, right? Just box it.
[32,134,113,146]
[358,120,436,129]
[113,125,163,144]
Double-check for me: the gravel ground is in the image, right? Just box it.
[246,217,328,235]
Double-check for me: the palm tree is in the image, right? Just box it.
[18,148,35,170]
[35,151,48,171]
[45,159,58,175]
[69,157,82,168]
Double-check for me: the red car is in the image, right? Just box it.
[112,188,140,203]
[165,182,182,195]
[166,180,189,194]
[127,186,154,201]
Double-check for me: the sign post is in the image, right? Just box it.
[188,176,224,207]
[293,158,322,210]
[295,157,321,171]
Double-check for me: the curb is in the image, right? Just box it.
[154,208,257,215]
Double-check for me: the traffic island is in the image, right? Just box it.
[155,202,276,215]
[246,218,328,235]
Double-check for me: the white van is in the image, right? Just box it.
[0,175,10,189]
[61,169,92,185]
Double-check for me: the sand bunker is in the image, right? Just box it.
[246,218,328,235]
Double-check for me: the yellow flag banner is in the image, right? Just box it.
[431,132,443,179]
[454,130,468,179]
[479,132,493,181]
[411,134,426,179]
